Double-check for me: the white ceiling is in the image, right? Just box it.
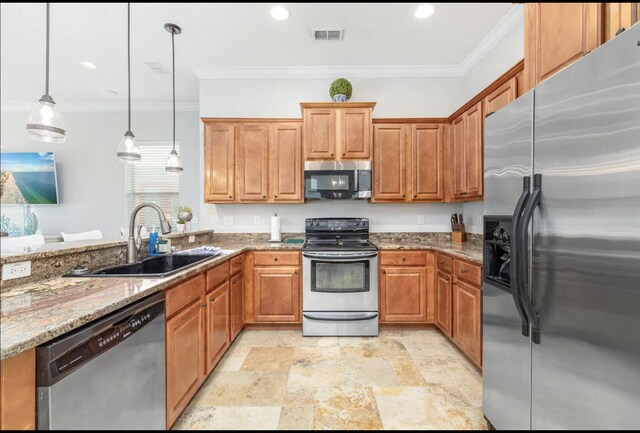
[1,3,517,107]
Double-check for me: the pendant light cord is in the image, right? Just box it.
[171,29,176,152]
[45,3,50,96]
[127,3,131,132]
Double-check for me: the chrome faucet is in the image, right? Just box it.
[127,203,172,263]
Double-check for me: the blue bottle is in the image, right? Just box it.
[148,226,159,256]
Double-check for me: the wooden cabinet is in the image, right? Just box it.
[380,266,427,322]
[204,123,235,202]
[301,102,375,161]
[483,77,517,118]
[524,3,602,89]
[166,293,206,427]
[0,349,35,430]
[205,281,230,374]
[253,267,301,322]
[373,124,406,201]
[411,123,444,201]
[435,271,453,337]
[603,3,639,42]
[270,123,303,201]
[452,279,482,367]
[237,124,269,201]
[450,102,483,201]
[230,272,244,341]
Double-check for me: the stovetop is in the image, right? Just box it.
[302,239,378,252]
[303,218,376,251]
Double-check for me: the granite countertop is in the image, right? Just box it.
[0,236,480,360]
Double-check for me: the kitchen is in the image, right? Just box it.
[1,3,639,431]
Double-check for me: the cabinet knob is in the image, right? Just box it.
[402,194,406,198]
[275,195,278,198]
[228,195,232,199]
[263,195,266,198]
[402,257,406,261]
[209,296,216,302]
[445,278,450,282]
[274,257,278,261]
[330,153,334,157]
[382,270,386,274]
[201,303,207,308]
[413,194,417,198]
[294,270,298,274]
[439,261,444,265]
[461,268,467,274]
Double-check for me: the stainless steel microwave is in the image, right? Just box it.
[304,161,372,200]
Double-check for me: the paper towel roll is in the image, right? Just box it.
[270,214,281,242]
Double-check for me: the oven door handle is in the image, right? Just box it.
[303,312,378,321]
[302,252,378,260]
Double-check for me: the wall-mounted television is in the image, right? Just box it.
[0,152,59,205]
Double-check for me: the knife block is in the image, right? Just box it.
[452,226,467,243]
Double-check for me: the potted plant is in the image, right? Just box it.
[175,218,186,233]
[177,205,193,223]
[329,78,352,102]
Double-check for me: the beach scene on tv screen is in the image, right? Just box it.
[0,152,58,205]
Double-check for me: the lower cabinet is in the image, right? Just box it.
[166,295,206,427]
[253,267,301,322]
[0,349,35,430]
[435,271,453,337]
[230,272,244,341]
[452,279,482,367]
[380,266,427,322]
[205,281,230,375]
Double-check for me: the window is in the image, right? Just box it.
[126,141,180,229]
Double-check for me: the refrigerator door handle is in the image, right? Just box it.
[510,176,531,337]
[518,173,542,343]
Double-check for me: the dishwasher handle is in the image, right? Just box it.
[36,292,165,387]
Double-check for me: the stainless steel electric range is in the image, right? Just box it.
[302,218,378,336]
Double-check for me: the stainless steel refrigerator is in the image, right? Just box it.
[482,24,640,430]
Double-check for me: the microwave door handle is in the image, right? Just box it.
[354,169,359,192]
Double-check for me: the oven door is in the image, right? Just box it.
[302,251,378,312]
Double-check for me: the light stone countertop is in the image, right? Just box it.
[0,236,481,360]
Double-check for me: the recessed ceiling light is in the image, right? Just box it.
[414,4,435,19]
[81,61,97,70]
[270,5,289,21]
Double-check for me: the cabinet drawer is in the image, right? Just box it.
[436,253,452,274]
[254,251,300,266]
[380,251,426,266]
[454,259,482,287]
[166,274,205,319]
[206,261,229,292]
[230,254,243,276]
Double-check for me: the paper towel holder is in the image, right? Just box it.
[269,212,282,243]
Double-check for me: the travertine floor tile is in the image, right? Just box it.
[191,371,288,407]
[445,407,489,430]
[241,347,294,372]
[313,386,383,430]
[373,386,454,430]
[173,406,281,430]
[278,404,315,430]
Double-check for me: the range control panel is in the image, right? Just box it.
[305,218,369,233]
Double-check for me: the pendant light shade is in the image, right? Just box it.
[26,3,66,143]
[165,23,183,174]
[117,3,141,164]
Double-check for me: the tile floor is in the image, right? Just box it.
[172,329,486,430]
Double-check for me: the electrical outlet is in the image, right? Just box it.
[254,216,261,225]
[223,216,233,226]
[188,235,195,243]
[418,215,425,225]
[2,261,32,281]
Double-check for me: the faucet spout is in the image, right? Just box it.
[127,203,172,263]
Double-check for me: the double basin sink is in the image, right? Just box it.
[69,249,224,278]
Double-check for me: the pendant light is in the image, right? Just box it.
[165,23,183,174]
[26,3,66,144]
[116,3,141,164]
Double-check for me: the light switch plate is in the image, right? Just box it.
[418,215,425,225]
[223,216,233,226]
[188,235,195,243]
[254,216,261,225]
[2,261,32,280]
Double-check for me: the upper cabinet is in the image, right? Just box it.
[603,3,640,42]
[301,102,375,161]
[483,77,517,118]
[373,124,406,201]
[450,101,483,201]
[411,124,445,201]
[202,120,303,204]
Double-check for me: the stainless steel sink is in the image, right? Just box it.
[68,251,223,278]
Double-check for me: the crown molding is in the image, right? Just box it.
[194,5,524,80]
[0,102,199,113]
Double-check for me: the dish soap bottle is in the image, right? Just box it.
[148,225,159,256]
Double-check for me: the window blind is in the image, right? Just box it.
[126,141,180,229]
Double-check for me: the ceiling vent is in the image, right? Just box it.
[144,61,170,74]
[312,28,344,41]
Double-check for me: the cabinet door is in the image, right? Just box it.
[465,102,483,199]
[484,77,517,118]
[253,267,300,322]
[603,3,639,42]
[166,299,205,427]
[205,282,230,375]
[0,349,35,430]
[237,124,269,201]
[451,115,467,199]
[373,124,406,201]
[204,123,235,202]
[452,280,482,367]
[230,273,244,341]
[380,266,427,322]
[340,108,371,159]
[411,123,444,201]
[435,271,453,337]
[270,123,303,202]
[304,109,336,159]
[526,3,601,86]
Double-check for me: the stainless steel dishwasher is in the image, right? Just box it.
[36,292,166,430]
